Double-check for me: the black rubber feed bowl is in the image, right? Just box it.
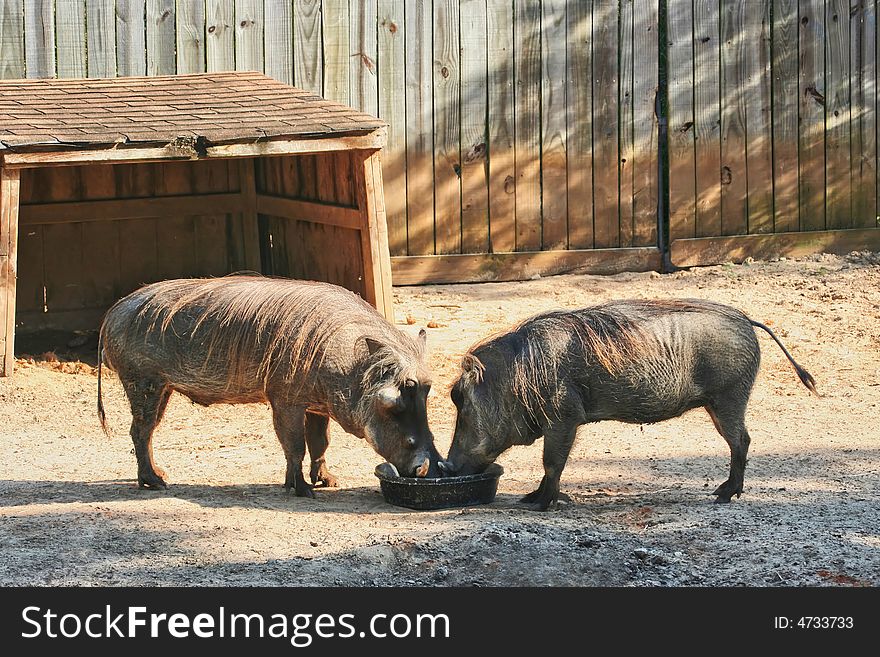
[374,463,503,510]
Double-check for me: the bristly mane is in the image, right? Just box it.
[461,299,746,424]
[112,275,425,394]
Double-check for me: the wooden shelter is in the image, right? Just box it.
[0,72,392,376]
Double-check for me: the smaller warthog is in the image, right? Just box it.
[441,299,817,509]
[98,275,441,495]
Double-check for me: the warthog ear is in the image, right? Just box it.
[376,385,403,412]
[461,353,485,384]
[364,337,385,355]
[418,328,427,347]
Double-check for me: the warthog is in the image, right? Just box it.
[98,275,441,495]
[441,299,817,509]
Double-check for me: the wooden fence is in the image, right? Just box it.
[667,0,880,266]
[0,0,661,283]
[2,2,879,281]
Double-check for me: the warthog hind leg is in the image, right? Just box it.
[271,403,314,498]
[706,403,751,504]
[122,377,171,490]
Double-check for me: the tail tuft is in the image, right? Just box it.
[795,364,819,396]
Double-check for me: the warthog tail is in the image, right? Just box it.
[97,328,109,436]
[750,320,819,396]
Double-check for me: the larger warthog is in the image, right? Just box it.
[441,299,817,509]
[98,275,441,495]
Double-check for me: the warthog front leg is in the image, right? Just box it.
[521,425,578,511]
[270,403,314,498]
[305,412,339,488]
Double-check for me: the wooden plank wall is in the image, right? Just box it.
[3,1,660,260]
[255,152,366,295]
[669,0,880,242]
[15,160,255,330]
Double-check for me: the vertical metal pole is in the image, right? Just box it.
[656,0,678,273]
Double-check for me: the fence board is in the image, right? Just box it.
[404,0,434,255]
[351,0,378,115]
[177,0,205,74]
[744,2,773,234]
[322,0,350,104]
[236,0,264,73]
[56,0,86,78]
[566,0,593,249]
[514,0,542,251]
[87,0,116,78]
[826,0,851,229]
[876,0,880,227]
[206,0,234,72]
[292,1,321,91]
[25,0,55,79]
[634,2,660,247]
[720,1,748,236]
[433,0,461,255]
[265,1,293,85]
[618,0,634,247]
[459,0,489,253]
[668,0,695,240]
[378,0,408,256]
[0,0,25,79]
[772,0,799,233]
[852,1,876,227]
[487,0,516,253]
[146,0,175,76]
[694,1,721,238]
[116,1,146,77]
[541,0,568,250]
[593,1,620,248]
[799,0,827,231]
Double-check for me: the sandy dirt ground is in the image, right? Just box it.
[1,252,878,587]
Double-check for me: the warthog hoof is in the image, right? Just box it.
[138,469,168,490]
[285,477,315,499]
[520,484,571,511]
[712,479,743,504]
[310,462,340,488]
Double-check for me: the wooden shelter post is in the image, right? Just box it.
[355,151,394,321]
[1,167,21,377]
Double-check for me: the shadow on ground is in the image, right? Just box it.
[15,329,100,366]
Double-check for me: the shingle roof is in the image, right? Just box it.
[0,71,386,151]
